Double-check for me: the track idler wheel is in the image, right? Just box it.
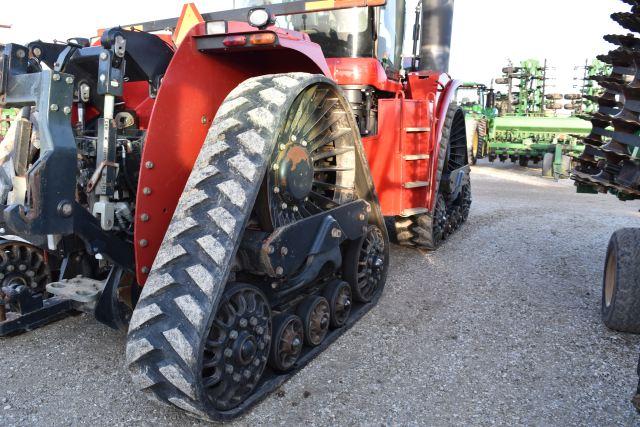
[268,313,303,372]
[297,296,330,346]
[323,280,352,329]
[343,224,386,303]
[204,283,272,411]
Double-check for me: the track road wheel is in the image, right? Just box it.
[125,72,378,420]
[268,314,303,372]
[323,280,352,328]
[601,228,640,333]
[297,296,330,346]
[344,224,386,302]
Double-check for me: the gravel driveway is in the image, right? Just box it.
[2,162,640,426]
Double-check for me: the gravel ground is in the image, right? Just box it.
[2,162,640,426]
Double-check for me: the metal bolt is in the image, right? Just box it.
[99,74,106,82]
[65,76,74,84]
[145,161,154,169]
[141,266,150,274]
[358,213,366,221]
[273,187,280,194]
[52,73,60,81]
[100,52,108,60]
[331,228,342,238]
[279,143,286,151]
[33,47,42,57]
[50,104,59,112]
[63,106,71,115]
[239,318,248,328]
[301,140,308,147]
[271,282,278,289]
[249,317,258,326]
[256,326,264,335]
[139,239,148,247]
[292,205,299,212]
[225,364,234,374]
[243,369,251,379]
[281,203,287,210]
[201,115,207,124]
[59,202,73,217]
[224,348,233,358]
[290,135,297,142]
[304,197,309,202]
[140,213,149,222]
[229,330,238,340]
[143,187,152,195]
[275,266,284,276]
[272,163,279,171]
[267,245,275,254]
[280,246,288,256]
[15,49,25,59]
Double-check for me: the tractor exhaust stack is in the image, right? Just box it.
[419,0,454,72]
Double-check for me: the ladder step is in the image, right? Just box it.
[403,181,429,189]
[403,154,430,161]
[405,127,431,133]
[400,207,429,217]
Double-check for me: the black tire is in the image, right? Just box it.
[268,313,303,372]
[125,73,374,420]
[601,228,640,333]
[297,296,330,346]
[542,152,554,178]
[458,182,471,222]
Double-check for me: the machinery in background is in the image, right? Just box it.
[566,0,640,412]
[455,82,495,164]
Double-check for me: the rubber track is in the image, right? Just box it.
[395,103,468,250]
[125,72,388,421]
[126,73,323,420]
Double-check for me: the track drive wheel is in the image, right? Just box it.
[125,73,386,421]
[601,228,640,333]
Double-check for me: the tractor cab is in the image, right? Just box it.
[236,0,405,79]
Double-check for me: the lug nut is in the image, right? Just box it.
[233,373,241,383]
[239,318,248,328]
[292,206,299,212]
[225,364,234,374]
[52,73,60,81]
[275,266,284,276]
[301,140,308,147]
[279,143,286,150]
[249,317,258,326]
[273,163,279,171]
[243,369,251,379]
[256,326,264,335]
[253,358,261,366]
[229,330,238,340]
[224,348,233,358]
[258,342,265,350]
[281,203,287,210]
[18,264,26,272]
[273,187,280,194]
[331,228,342,238]
[290,135,297,142]
[280,247,288,256]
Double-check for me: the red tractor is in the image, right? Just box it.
[0,0,469,420]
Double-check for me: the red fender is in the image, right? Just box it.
[134,23,330,284]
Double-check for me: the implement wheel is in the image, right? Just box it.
[542,152,554,178]
[602,228,640,333]
[126,73,388,421]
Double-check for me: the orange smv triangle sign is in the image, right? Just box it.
[173,3,205,46]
